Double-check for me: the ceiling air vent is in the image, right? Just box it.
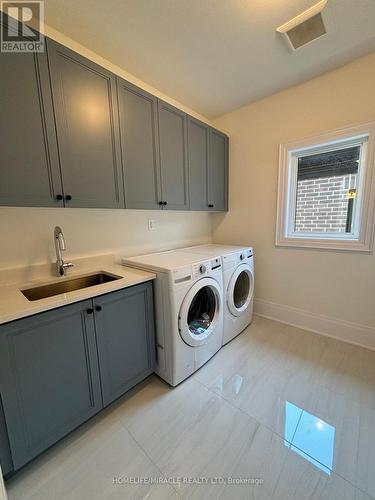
[277,0,329,51]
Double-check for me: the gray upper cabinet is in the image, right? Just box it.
[208,128,228,211]
[158,100,189,210]
[47,39,124,208]
[0,300,102,470]
[0,46,63,207]
[117,79,161,209]
[94,283,155,406]
[188,120,228,212]
[0,21,228,211]
[188,118,210,211]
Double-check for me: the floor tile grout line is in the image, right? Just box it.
[193,375,294,443]
[119,423,183,498]
[220,320,375,412]
[284,439,375,500]
[193,376,299,447]
[193,376,290,500]
[193,375,373,497]
[289,409,304,445]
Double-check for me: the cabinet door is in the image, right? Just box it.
[94,283,155,407]
[158,100,189,210]
[117,79,162,209]
[47,39,124,208]
[208,128,228,211]
[0,301,102,470]
[0,398,12,476]
[0,45,63,206]
[188,118,209,210]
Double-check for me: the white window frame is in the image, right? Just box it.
[276,121,375,252]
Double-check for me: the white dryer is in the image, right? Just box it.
[122,251,223,386]
[180,244,254,345]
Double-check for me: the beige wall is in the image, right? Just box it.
[212,51,375,328]
[0,25,213,271]
[0,208,211,270]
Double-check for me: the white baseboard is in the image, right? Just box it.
[254,298,375,351]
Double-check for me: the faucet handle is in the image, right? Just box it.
[62,262,74,270]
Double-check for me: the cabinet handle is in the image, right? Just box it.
[158,201,163,206]
[208,204,214,208]
[95,305,102,312]
[164,201,168,206]
[65,194,72,201]
[56,194,63,201]
[86,308,93,314]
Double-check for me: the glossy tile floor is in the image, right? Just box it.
[6,316,375,499]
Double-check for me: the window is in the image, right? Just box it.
[276,122,375,251]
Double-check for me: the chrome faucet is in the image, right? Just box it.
[54,226,74,277]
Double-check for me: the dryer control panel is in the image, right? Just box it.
[223,248,254,270]
[240,249,253,261]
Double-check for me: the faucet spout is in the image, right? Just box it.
[54,226,74,277]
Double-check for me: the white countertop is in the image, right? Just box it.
[0,254,155,325]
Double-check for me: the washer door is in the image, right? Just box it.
[179,277,221,347]
[227,264,254,317]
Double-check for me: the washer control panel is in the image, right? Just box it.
[210,257,221,270]
[199,264,207,274]
[193,258,222,278]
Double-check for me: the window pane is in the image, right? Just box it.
[294,146,360,234]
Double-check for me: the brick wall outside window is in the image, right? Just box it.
[295,174,357,233]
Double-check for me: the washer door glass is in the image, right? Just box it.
[188,286,216,336]
[179,277,221,347]
[227,264,254,317]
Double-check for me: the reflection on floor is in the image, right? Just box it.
[6,316,375,499]
[285,401,335,475]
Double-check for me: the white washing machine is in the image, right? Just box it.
[122,250,223,386]
[179,244,254,345]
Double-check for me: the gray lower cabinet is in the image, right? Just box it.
[208,128,229,211]
[0,398,12,476]
[188,118,210,210]
[94,283,155,406]
[0,282,155,473]
[0,300,102,470]
[158,100,189,210]
[117,79,162,209]
[0,36,63,207]
[47,39,124,208]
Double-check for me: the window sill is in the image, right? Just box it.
[275,235,372,252]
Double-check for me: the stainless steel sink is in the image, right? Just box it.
[21,272,122,301]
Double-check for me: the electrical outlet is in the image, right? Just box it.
[148,219,156,231]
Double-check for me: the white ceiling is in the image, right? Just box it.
[44,0,375,118]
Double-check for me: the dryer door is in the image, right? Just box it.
[179,277,221,347]
[227,264,254,317]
